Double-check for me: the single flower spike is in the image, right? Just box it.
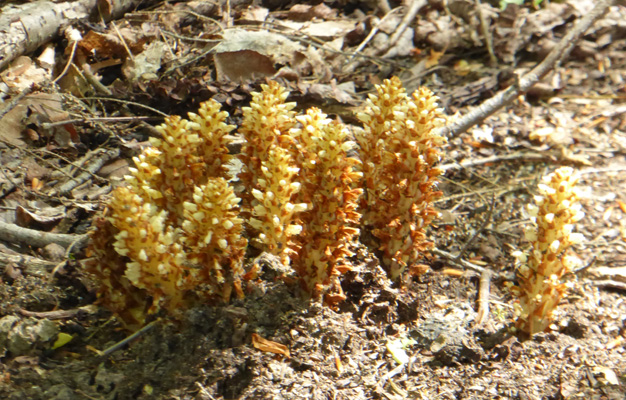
[291,107,363,301]
[106,186,193,317]
[247,146,306,265]
[356,76,408,214]
[356,77,446,280]
[87,215,150,331]
[187,99,237,178]
[511,167,585,335]
[238,81,298,205]
[181,178,247,302]
[125,115,204,222]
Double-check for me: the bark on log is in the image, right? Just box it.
[0,0,156,71]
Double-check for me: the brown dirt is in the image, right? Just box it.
[1,1,625,399]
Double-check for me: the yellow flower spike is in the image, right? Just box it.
[181,179,247,301]
[238,82,298,206]
[513,167,584,335]
[248,146,304,265]
[106,187,191,317]
[87,214,149,331]
[356,77,446,280]
[291,107,363,300]
[187,99,236,179]
[125,115,204,221]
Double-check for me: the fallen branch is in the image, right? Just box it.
[53,148,120,196]
[385,0,427,53]
[0,221,89,249]
[442,0,618,137]
[96,319,159,359]
[439,152,554,172]
[590,280,626,291]
[0,0,158,71]
[18,305,97,319]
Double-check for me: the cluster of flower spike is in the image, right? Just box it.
[511,167,585,335]
[88,100,246,329]
[88,78,446,328]
[356,77,446,279]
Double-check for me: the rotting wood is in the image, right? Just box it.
[0,0,158,71]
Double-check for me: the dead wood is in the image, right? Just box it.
[0,0,157,71]
[0,220,88,249]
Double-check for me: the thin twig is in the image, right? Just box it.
[161,29,222,43]
[53,148,120,196]
[41,116,160,129]
[474,0,497,65]
[439,152,554,172]
[81,97,170,117]
[49,234,91,283]
[80,62,112,95]
[98,320,159,359]
[111,21,134,61]
[431,247,487,274]
[18,305,97,319]
[385,0,427,53]
[350,8,403,62]
[579,165,626,175]
[52,28,79,85]
[442,0,616,137]
[474,268,493,328]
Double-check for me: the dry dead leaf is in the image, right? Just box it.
[251,333,290,358]
[213,29,303,82]
[214,50,277,82]
[288,4,336,21]
[78,29,145,59]
[1,56,50,92]
[0,103,28,146]
[16,204,66,227]
[279,19,355,40]
[240,6,269,23]
[122,42,166,81]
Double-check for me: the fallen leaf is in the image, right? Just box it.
[251,333,290,357]
[123,41,166,81]
[16,204,66,227]
[213,29,303,82]
[0,56,50,92]
[214,50,276,82]
[288,4,336,21]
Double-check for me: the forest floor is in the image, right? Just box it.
[0,0,626,399]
